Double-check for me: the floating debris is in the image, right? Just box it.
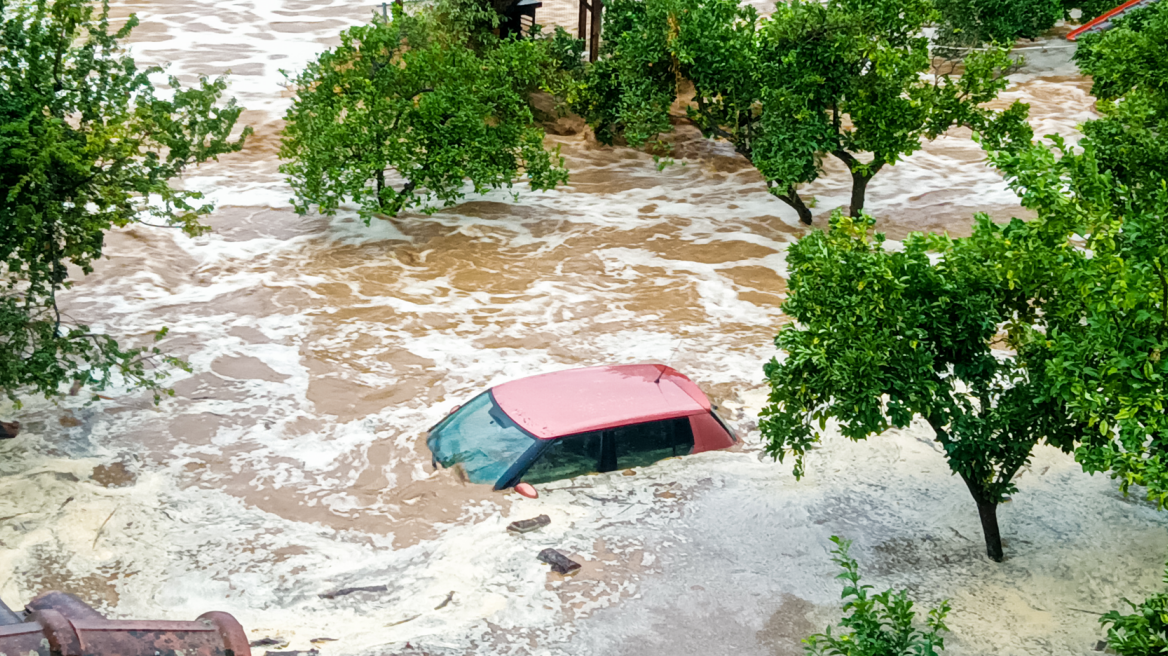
[318,585,388,600]
[537,548,582,575]
[507,514,551,534]
[434,591,455,610]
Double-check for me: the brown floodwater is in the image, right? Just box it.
[4,2,1159,655]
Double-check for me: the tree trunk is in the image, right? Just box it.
[849,171,871,217]
[958,472,1006,562]
[770,185,813,225]
[975,497,1004,562]
[831,150,883,218]
[927,416,1009,564]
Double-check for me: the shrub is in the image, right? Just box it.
[805,537,951,655]
[934,0,1063,53]
[1101,561,1168,655]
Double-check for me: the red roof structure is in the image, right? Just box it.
[1067,0,1161,40]
[492,364,711,439]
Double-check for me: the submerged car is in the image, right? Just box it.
[426,364,737,493]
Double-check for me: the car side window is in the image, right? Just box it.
[612,417,694,470]
[522,431,604,484]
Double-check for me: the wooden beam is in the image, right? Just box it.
[589,0,602,61]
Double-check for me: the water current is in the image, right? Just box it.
[0,2,1164,655]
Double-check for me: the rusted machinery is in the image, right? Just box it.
[0,591,250,656]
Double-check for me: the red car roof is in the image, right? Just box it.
[491,364,712,439]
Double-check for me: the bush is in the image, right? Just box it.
[279,5,569,222]
[1101,562,1168,655]
[1073,0,1168,200]
[805,537,951,655]
[1063,0,1122,22]
[934,0,1063,52]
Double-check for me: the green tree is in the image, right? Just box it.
[1074,0,1168,201]
[0,0,249,407]
[933,0,1063,54]
[760,210,1084,561]
[1101,560,1168,656]
[572,0,1031,225]
[279,6,569,224]
[805,536,950,656]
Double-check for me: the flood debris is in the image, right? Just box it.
[0,421,19,440]
[434,591,455,610]
[537,548,582,575]
[385,614,421,627]
[265,650,319,656]
[309,638,338,644]
[318,584,388,599]
[251,637,290,648]
[507,514,551,534]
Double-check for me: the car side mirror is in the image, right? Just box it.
[514,482,539,499]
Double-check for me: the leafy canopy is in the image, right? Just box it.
[572,0,1031,224]
[804,537,950,656]
[986,135,1168,507]
[968,3,1168,504]
[1074,0,1168,201]
[0,0,249,406]
[279,6,569,223]
[933,0,1063,54]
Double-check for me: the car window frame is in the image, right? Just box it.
[709,408,738,443]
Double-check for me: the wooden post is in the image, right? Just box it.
[589,0,602,62]
[579,0,601,61]
[579,0,590,57]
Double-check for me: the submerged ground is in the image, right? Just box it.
[0,1,1163,654]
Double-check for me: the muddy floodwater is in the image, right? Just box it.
[0,1,1164,654]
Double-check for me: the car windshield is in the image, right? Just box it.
[427,391,540,485]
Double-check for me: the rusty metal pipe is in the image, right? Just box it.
[0,591,250,656]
